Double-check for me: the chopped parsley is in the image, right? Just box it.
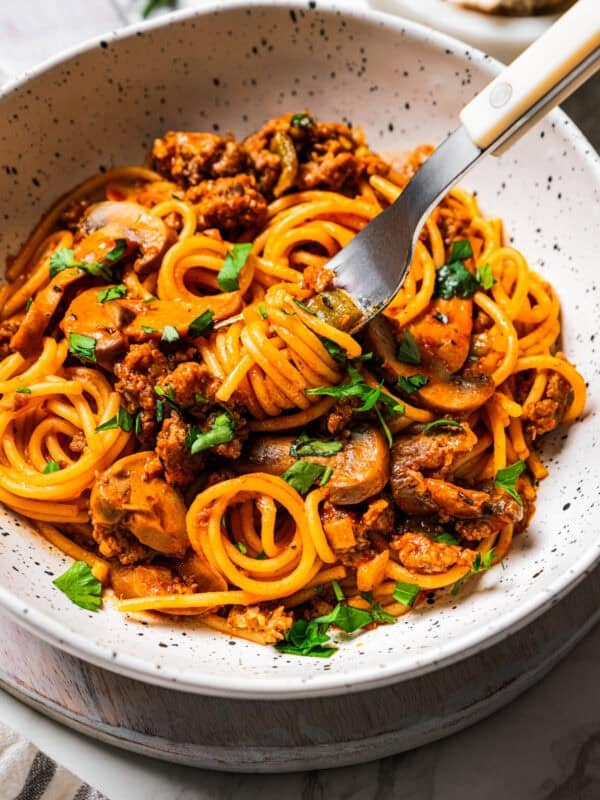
[281,461,330,495]
[331,580,345,602]
[305,364,404,446]
[476,262,495,290]
[95,406,134,433]
[68,332,96,362]
[452,548,495,595]
[422,418,465,434]
[258,304,268,320]
[15,387,32,394]
[236,541,248,555]
[97,284,127,303]
[154,385,180,412]
[392,581,420,607]
[435,532,460,545]
[290,112,314,128]
[290,433,343,458]
[275,597,395,658]
[104,239,127,262]
[494,460,526,506]
[319,466,333,487]
[155,398,164,424]
[396,329,421,365]
[293,298,317,315]
[134,411,143,437]
[161,325,180,343]
[141,325,158,334]
[435,261,480,300]
[49,246,119,283]
[450,239,473,261]
[53,560,102,611]
[188,310,215,338]
[25,297,33,312]
[42,461,61,474]
[142,0,177,18]
[396,373,428,394]
[186,413,234,455]
[320,336,347,363]
[217,243,252,292]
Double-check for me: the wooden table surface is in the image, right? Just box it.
[0,2,599,798]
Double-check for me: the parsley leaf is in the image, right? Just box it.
[320,337,347,364]
[494,460,526,506]
[452,548,495,595]
[142,0,177,18]
[397,373,428,394]
[450,239,473,261]
[290,112,314,128]
[423,418,465,434]
[25,297,33,312]
[236,541,248,554]
[290,433,343,458]
[281,461,329,495]
[161,325,180,343]
[217,243,252,292]
[155,398,164,424]
[435,261,480,300]
[134,412,143,437]
[476,262,495,290]
[68,332,96,362]
[275,618,337,658]
[331,580,345,602]
[319,466,333,487]
[258,304,268,320]
[188,310,214,338]
[396,330,421,365]
[95,406,134,433]
[104,238,127,263]
[15,387,32,394]
[154,385,181,413]
[97,284,127,303]
[293,299,317,315]
[49,248,115,282]
[187,413,234,455]
[141,325,158,334]
[392,581,420,607]
[43,461,61,474]
[53,561,102,611]
[435,532,460,545]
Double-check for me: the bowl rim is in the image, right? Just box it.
[0,0,598,700]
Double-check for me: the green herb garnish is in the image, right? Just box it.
[290,433,343,458]
[396,373,428,394]
[68,332,96,362]
[450,239,473,261]
[331,580,345,602]
[217,243,252,292]
[15,387,32,394]
[494,460,526,506]
[97,284,127,303]
[142,0,177,18]
[476,262,495,290]
[396,330,421,365]
[320,337,347,363]
[42,461,61,474]
[53,560,102,611]
[435,532,460,545]
[293,299,317,315]
[188,310,214,338]
[290,112,314,128]
[95,406,134,433]
[433,311,448,324]
[281,461,329,495]
[435,261,479,300]
[236,541,248,554]
[161,325,180,343]
[319,466,333,487]
[258,304,268,320]
[392,581,420,607]
[186,413,234,455]
[422,418,465,434]
[452,548,495,595]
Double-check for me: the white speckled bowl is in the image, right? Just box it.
[0,1,598,700]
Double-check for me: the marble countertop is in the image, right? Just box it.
[0,2,598,798]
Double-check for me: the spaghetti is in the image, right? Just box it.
[0,112,585,652]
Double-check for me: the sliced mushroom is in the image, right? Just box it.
[90,452,189,558]
[240,427,390,504]
[79,201,171,274]
[366,315,494,412]
[60,287,134,367]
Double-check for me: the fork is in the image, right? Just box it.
[329,0,600,330]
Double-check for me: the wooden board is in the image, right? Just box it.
[0,566,598,773]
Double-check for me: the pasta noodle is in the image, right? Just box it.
[0,112,585,654]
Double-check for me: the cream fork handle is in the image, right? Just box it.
[460,0,600,154]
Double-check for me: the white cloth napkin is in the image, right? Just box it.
[0,722,107,800]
